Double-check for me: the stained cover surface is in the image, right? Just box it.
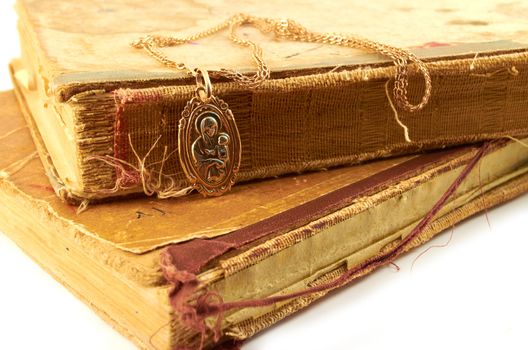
[18,0,528,86]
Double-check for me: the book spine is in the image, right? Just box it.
[69,51,528,199]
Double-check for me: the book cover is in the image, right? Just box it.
[12,0,528,201]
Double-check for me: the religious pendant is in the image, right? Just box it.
[178,69,242,197]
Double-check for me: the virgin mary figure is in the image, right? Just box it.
[191,113,230,184]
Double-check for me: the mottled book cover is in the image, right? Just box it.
[12,0,528,201]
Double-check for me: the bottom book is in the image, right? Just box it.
[1,89,528,349]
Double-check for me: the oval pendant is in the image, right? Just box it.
[178,95,242,197]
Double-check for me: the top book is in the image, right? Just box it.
[12,0,528,201]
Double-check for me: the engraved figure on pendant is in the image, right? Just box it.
[191,113,230,184]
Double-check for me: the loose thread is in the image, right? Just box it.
[328,64,344,74]
[478,156,492,232]
[76,199,90,215]
[165,143,491,349]
[389,262,401,272]
[87,154,141,193]
[470,66,519,78]
[129,133,163,197]
[89,134,193,198]
[410,225,455,271]
[469,52,479,71]
[505,135,528,149]
[385,80,412,142]
[205,144,488,311]
[468,52,519,77]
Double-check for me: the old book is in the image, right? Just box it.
[12,0,528,201]
[1,89,528,349]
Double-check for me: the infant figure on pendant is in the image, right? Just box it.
[191,113,230,184]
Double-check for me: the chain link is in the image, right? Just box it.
[131,14,431,112]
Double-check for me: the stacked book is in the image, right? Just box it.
[2,0,527,349]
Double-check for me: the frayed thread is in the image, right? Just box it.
[411,225,455,271]
[162,142,491,350]
[76,199,90,214]
[505,135,528,149]
[470,66,519,78]
[89,134,193,198]
[385,80,412,142]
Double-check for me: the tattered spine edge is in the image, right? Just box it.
[160,142,496,349]
[40,48,528,201]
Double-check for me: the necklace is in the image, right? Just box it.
[132,14,432,197]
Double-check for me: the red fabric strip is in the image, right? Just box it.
[163,146,466,277]
[161,142,491,349]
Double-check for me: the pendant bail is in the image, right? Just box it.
[195,68,213,103]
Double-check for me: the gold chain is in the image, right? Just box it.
[131,13,432,113]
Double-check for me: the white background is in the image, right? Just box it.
[0,1,527,349]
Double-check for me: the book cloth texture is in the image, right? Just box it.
[13,0,528,200]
